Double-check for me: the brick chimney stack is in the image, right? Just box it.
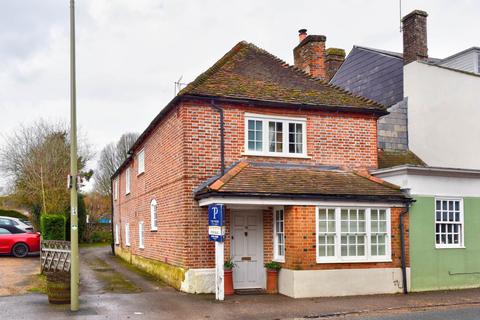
[325,48,345,81]
[293,29,327,80]
[402,10,428,65]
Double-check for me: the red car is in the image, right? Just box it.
[0,225,40,257]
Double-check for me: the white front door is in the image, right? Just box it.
[231,210,264,289]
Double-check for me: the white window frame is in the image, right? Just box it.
[150,199,158,231]
[125,168,131,195]
[139,221,145,249]
[137,149,145,175]
[434,197,464,249]
[316,207,392,264]
[125,223,130,247]
[273,206,285,262]
[244,113,308,158]
[115,224,119,245]
[113,178,119,201]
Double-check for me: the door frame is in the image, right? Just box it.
[230,209,265,289]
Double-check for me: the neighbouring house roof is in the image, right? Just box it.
[378,150,426,169]
[195,162,409,202]
[330,46,405,107]
[179,41,385,112]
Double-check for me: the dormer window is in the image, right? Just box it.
[245,113,307,158]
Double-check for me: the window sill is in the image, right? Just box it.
[242,152,311,159]
[125,192,131,196]
[435,245,465,249]
[137,171,145,177]
[150,229,158,232]
[139,246,145,250]
[273,258,285,263]
[316,258,392,264]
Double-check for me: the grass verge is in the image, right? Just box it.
[28,274,47,294]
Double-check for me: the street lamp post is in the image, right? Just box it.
[69,0,79,312]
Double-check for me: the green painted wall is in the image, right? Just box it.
[410,196,480,291]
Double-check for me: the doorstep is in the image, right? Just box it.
[234,288,267,295]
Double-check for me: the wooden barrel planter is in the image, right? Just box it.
[45,271,71,304]
[41,240,71,304]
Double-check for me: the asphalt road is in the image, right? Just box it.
[2,246,480,320]
[354,305,480,320]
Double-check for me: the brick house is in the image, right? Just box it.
[112,33,411,298]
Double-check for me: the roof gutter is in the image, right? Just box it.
[182,94,389,117]
[194,191,412,203]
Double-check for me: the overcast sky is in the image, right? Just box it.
[0,0,478,191]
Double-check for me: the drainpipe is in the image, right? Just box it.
[210,100,225,176]
[110,178,115,255]
[399,205,410,294]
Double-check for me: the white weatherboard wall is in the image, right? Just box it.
[405,62,480,170]
[279,268,409,298]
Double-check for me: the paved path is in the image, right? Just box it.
[1,245,480,319]
[0,255,40,296]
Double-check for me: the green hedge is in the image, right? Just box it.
[40,214,66,240]
[90,231,112,243]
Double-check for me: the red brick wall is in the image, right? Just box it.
[114,98,381,270]
[113,105,188,267]
[283,206,409,270]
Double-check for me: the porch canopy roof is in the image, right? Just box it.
[194,162,410,204]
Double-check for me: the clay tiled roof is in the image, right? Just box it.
[180,41,386,113]
[378,150,426,169]
[195,162,408,202]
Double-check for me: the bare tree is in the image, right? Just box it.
[94,132,139,196]
[0,120,92,226]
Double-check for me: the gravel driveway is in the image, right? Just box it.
[0,255,40,296]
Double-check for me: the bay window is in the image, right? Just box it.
[316,207,391,263]
[245,113,307,157]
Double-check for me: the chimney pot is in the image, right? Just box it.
[298,29,308,43]
[402,9,428,65]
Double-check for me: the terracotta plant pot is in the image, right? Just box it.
[224,269,234,295]
[266,269,279,294]
[45,271,71,304]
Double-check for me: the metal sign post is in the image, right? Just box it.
[208,204,225,301]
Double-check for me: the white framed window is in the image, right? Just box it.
[113,178,119,200]
[125,168,131,195]
[435,198,464,248]
[137,150,145,175]
[150,199,158,231]
[244,113,307,158]
[115,224,119,245]
[125,223,130,246]
[139,221,145,249]
[316,207,391,263]
[273,206,285,262]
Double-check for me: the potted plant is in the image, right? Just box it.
[264,261,282,294]
[224,258,235,295]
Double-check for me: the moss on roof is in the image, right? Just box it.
[326,48,346,57]
[378,150,426,169]
[179,41,385,112]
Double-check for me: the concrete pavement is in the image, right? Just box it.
[1,245,480,319]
